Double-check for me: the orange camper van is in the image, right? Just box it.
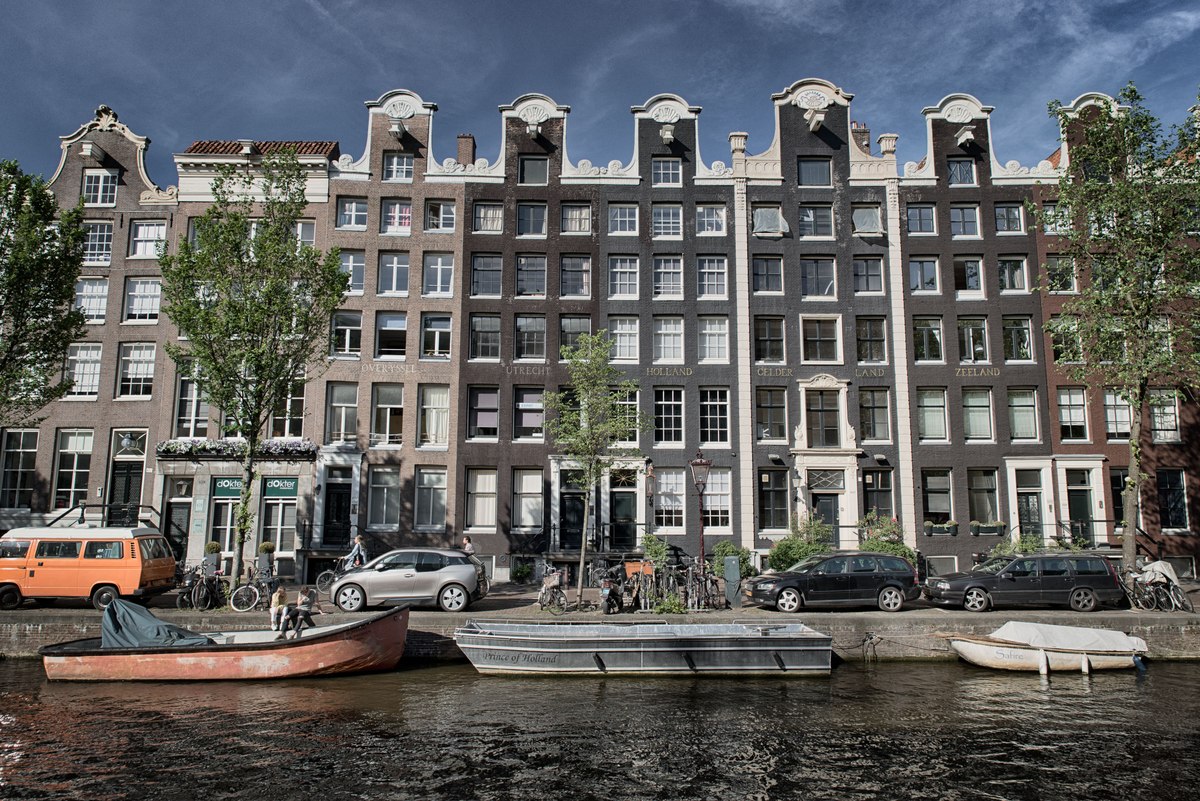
[0,526,177,610]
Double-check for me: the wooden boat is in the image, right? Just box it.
[454,619,832,676]
[40,604,409,681]
[946,621,1148,674]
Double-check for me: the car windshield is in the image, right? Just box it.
[974,557,1013,575]
[784,555,829,574]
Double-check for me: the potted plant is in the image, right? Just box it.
[945,520,959,536]
[258,541,276,555]
[970,520,982,536]
[978,520,1006,536]
[923,520,934,536]
[204,541,221,555]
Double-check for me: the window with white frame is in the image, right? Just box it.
[756,387,786,440]
[797,157,832,186]
[270,378,305,438]
[515,255,546,296]
[330,311,362,357]
[383,152,414,181]
[699,388,729,444]
[1150,389,1181,443]
[560,255,590,297]
[1046,255,1077,293]
[518,156,549,185]
[910,258,939,292]
[1104,389,1132,441]
[117,343,155,397]
[473,202,503,233]
[560,316,590,357]
[1157,469,1189,529]
[53,429,93,510]
[855,317,886,364]
[697,317,728,363]
[954,257,984,295]
[995,203,1024,233]
[123,278,161,322]
[471,254,502,297]
[800,258,835,298]
[968,469,1000,523]
[851,205,882,235]
[615,388,639,445]
[913,317,943,362]
[75,278,108,323]
[654,388,684,444]
[375,312,407,358]
[859,388,889,441]
[702,468,731,527]
[422,253,454,297]
[998,257,1027,291]
[1002,316,1034,362]
[608,256,639,298]
[414,468,448,529]
[325,383,357,444]
[653,317,684,363]
[421,314,452,360]
[907,204,935,234]
[753,257,783,293]
[1,430,38,509]
[517,203,548,236]
[468,387,499,439]
[950,206,979,237]
[294,220,315,247]
[1042,202,1067,235]
[653,256,683,298]
[696,205,726,235]
[82,169,117,205]
[378,252,409,295]
[805,390,841,448]
[337,197,368,229]
[513,387,544,440]
[654,468,685,529]
[340,251,365,293]
[561,204,591,234]
[418,384,449,446]
[922,468,953,524]
[609,317,639,361]
[608,204,638,235]
[380,199,412,234]
[466,469,498,529]
[917,388,948,442]
[797,205,834,237]
[1008,388,1039,441]
[755,317,785,363]
[368,466,402,526]
[947,159,975,185]
[958,318,988,363]
[425,201,456,232]
[515,315,546,360]
[652,204,682,238]
[65,343,102,397]
[652,158,682,187]
[1057,387,1088,441]
[963,388,993,441]
[83,222,113,265]
[512,468,544,528]
[801,318,840,363]
[129,220,165,257]
[175,373,209,437]
[696,256,727,298]
[853,258,883,294]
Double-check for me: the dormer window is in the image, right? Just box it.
[82,169,117,206]
[383,152,414,181]
[518,156,549,185]
[651,158,682,187]
[797,158,832,187]
[947,159,976,186]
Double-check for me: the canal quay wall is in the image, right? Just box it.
[3,585,1200,663]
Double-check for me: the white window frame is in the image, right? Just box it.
[425,200,456,233]
[910,258,940,294]
[994,203,1025,234]
[560,255,591,298]
[340,250,365,293]
[473,202,503,234]
[375,312,407,359]
[947,159,976,186]
[651,204,683,239]
[383,152,414,182]
[997,257,1028,293]
[83,222,113,266]
[697,316,729,364]
[377,252,409,296]
[82,169,118,206]
[466,469,498,530]
[75,278,108,323]
[422,253,455,298]
[414,467,448,529]
[123,278,161,322]
[608,256,639,299]
[1008,388,1040,443]
[696,205,726,236]
[962,388,994,442]
[117,343,156,398]
[949,205,980,238]
[517,202,548,237]
[917,388,949,443]
[129,220,165,258]
[652,317,684,364]
[696,256,727,299]
[609,317,639,362]
[653,256,684,299]
[1149,389,1181,443]
[851,205,883,235]
[337,197,368,230]
[367,466,402,526]
[561,204,591,234]
[325,383,358,444]
[651,158,682,187]
[608,204,638,235]
[380,199,412,235]
[65,343,102,398]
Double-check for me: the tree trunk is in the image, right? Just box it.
[576,489,592,606]
[234,447,259,589]
[1122,382,1147,568]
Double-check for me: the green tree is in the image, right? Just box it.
[159,150,346,584]
[0,161,86,427]
[544,330,647,605]
[1037,85,1200,567]
[767,514,833,571]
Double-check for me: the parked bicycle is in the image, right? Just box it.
[230,564,281,612]
[538,565,568,615]
[188,566,231,611]
[1125,562,1195,612]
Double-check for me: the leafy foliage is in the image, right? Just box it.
[641,530,669,570]
[653,593,687,615]
[767,514,835,571]
[0,161,87,426]
[710,539,758,578]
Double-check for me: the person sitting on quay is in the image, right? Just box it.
[278,585,324,640]
[269,585,290,631]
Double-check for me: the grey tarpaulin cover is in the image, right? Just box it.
[101,599,215,648]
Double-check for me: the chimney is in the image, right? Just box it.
[457,134,476,165]
[851,121,871,155]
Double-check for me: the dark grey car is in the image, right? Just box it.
[331,548,488,612]
[745,552,920,612]
[924,553,1123,612]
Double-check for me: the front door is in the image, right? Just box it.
[323,484,353,550]
[164,502,191,561]
[1017,491,1042,538]
[108,462,142,526]
[610,491,637,551]
[1067,470,1093,546]
[559,493,585,550]
[811,493,839,543]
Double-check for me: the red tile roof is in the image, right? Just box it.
[183,141,340,159]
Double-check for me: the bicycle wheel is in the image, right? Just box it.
[1169,584,1194,613]
[191,581,212,611]
[230,584,260,612]
[316,570,337,594]
[1153,584,1176,612]
[547,588,567,615]
[1134,585,1158,611]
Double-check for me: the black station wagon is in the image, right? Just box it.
[745,551,920,613]
[924,553,1124,612]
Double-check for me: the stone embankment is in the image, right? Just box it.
[3,585,1200,663]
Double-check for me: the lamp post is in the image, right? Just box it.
[689,450,712,575]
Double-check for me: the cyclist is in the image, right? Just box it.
[344,534,369,570]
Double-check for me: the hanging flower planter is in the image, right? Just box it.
[155,438,319,461]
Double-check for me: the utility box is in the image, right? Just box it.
[724,556,741,608]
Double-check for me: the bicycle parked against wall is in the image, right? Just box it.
[1126,562,1195,612]
[230,564,281,612]
[538,565,568,615]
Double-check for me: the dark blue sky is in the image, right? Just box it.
[3,0,1198,186]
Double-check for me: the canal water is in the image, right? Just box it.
[1,658,1196,800]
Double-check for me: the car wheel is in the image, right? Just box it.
[1069,587,1097,612]
[963,587,991,613]
[438,583,469,612]
[775,587,802,613]
[91,585,119,611]
[0,585,21,611]
[334,584,366,613]
[877,586,904,612]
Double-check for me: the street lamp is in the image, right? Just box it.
[689,450,712,574]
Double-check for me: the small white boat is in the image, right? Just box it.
[946,621,1148,673]
[454,619,832,676]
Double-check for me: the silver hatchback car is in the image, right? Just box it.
[331,548,489,612]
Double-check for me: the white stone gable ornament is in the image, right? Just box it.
[945,103,974,123]
[795,90,829,110]
[383,99,416,120]
[651,106,682,124]
[517,104,552,125]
